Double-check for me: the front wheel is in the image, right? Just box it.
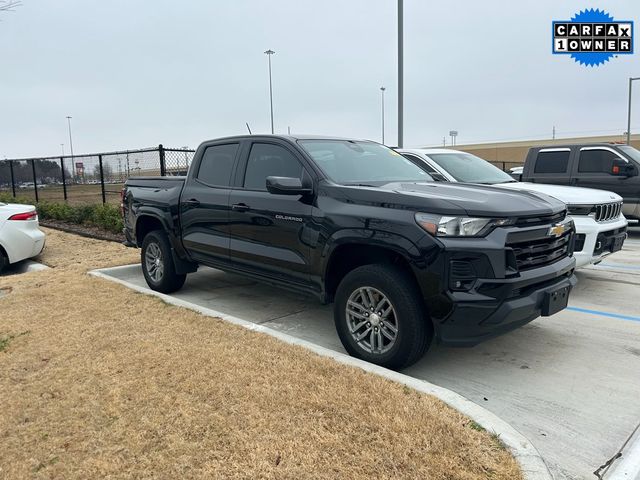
[334,264,432,370]
[141,230,186,293]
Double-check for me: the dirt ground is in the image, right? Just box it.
[0,228,522,480]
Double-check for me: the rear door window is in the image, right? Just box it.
[196,143,239,186]
[534,151,570,174]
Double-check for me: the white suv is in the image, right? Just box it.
[399,148,628,268]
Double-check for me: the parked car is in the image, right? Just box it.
[123,135,577,369]
[0,203,46,273]
[399,148,628,268]
[521,143,640,221]
[509,166,523,181]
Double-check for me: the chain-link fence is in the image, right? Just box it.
[0,145,195,205]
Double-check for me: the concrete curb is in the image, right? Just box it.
[89,265,553,480]
[603,423,640,480]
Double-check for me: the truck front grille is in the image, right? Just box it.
[594,202,622,222]
[507,229,573,271]
[515,211,566,228]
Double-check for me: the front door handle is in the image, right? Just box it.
[231,203,250,212]
[184,198,200,207]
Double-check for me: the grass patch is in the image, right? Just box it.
[0,330,30,352]
[0,192,123,234]
[0,228,522,479]
[468,420,487,432]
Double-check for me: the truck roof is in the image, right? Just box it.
[530,142,629,150]
[200,134,375,143]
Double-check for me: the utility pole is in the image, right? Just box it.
[443,137,446,147]
[66,116,75,178]
[380,86,386,144]
[264,49,276,134]
[553,125,556,140]
[397,0,404,147]
[627,77,640,145]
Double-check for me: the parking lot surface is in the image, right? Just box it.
[102,226,640,480]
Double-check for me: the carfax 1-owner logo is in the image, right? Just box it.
[552,9,633,66]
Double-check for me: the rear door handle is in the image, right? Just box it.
[184,198,200,207]
[231,203,250,212]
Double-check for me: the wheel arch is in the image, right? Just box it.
[322,234,422,304]
[134,213,169,247]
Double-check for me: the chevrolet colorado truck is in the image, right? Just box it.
[123,135,577,369]
[398,148,628,267]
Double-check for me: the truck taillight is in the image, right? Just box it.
[8,211,37,221]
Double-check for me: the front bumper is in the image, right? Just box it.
[435,255,576,346]
[571,215,628,268]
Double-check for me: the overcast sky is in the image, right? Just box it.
[0,0,638,158]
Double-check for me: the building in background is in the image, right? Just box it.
[427,134,640,172]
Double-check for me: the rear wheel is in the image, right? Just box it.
[334,264,432,370]
[141,230,186,293]
[0,250,8,275]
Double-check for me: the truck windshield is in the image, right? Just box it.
[618,145,640,164]
[426,153,516,184]
[298,140,433,185]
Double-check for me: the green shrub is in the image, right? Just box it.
[0,193,123,234]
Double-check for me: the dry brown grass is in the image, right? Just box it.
[0,228,523,480]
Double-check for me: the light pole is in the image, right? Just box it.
[627,77,640,145]
[264,49,275,134]
[182,146,189,171]
[380,86,386,144]
[397,0,403,147]
[66,116,75,177]
[60,143,64,156]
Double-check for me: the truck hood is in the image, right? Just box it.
[494,182,622,205]
[331,181,566,218]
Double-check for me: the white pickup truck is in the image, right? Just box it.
[399,148,628,268]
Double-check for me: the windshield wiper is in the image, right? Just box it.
[345,183,378,187]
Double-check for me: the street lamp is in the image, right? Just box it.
[380,86,386,144]
[264,49,276,134]
[66,116,75,177]
[627,77,640,145]
[182,146,189,171]
[60,143,64,156]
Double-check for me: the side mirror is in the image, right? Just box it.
[612,161,637,177]
[430,173,448,182]
[266,176,313,195]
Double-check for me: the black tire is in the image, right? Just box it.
[0,250,8,275]
[141,230,187,293]
[334,264,432,370]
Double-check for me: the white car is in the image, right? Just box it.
[399,148,628,268]
[0,203,46,273]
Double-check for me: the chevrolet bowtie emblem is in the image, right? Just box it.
[548,224,566,237]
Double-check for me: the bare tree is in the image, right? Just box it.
[0,1,22,12]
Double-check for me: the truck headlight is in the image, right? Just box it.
[415,213,513,237]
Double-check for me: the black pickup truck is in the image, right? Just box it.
[521,143,640,221]
[123,135,577,369]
